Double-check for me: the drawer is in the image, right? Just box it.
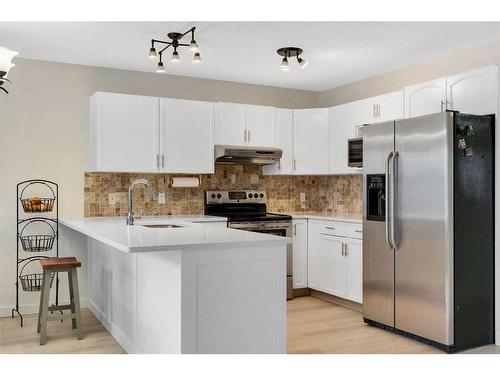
[309,219,362,239]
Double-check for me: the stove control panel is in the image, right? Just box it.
[206,190,267,204]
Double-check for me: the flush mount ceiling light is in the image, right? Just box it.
[148,27,201,73]
[277,47,308,71]
[0,47,18,94]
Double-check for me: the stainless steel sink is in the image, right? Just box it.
[141,224,184,229]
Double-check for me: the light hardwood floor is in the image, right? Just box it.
[0,296,498,354]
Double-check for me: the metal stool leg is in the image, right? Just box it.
[37,274,45,334]
[70,268,83,340]
[68,270,76,329]
[39,270,51,345]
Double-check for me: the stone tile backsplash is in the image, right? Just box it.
[84,165,362,217]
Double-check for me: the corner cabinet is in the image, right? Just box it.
[160,98,214,174]
[293,108,329,175]
[90,92,160,173]
[214,102,275,147]
[90,92,214,173]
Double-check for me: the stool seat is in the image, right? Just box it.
[40,257,81,270]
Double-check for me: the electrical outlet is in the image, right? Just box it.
[108,193,120,205]
[300,192,306,203]
[158,193,166,204]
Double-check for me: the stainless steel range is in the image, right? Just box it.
[204,190,293,299]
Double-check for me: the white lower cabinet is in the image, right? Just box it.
[307,219,363,303]
[292,219,308,289]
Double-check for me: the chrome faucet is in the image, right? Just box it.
[127,179,157,225]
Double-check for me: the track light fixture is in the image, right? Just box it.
[277,47,308,71]
[0,47,18,94]
[148,27,201,73]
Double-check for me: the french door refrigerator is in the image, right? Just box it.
[362,111,495,352]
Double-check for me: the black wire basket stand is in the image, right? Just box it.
[12,179,60,327]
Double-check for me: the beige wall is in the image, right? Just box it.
[318,39,500,107]
[0,58,319,315]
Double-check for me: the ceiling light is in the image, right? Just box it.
[190,40,199,52]
[171,50,181,63]
[192,52,202,64]
[297,57,308,69]
[147,27,201,74]
[0,47,18,94]
[280,57,289,71]
[277,47,308,71]
[156,61,165,73]
[148,47,158,61]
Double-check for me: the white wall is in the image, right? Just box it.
[0,58,319,317]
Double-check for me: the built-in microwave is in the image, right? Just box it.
[347,137,363,168]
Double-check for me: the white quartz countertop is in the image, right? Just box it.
[285,212,362,224]
[60,215,290,253]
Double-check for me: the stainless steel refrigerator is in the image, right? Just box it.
[362,111,495,352]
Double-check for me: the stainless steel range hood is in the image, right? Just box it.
[214,145,282,165]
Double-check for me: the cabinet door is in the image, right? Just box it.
[377,90,404,122]
[345,239,363,303]
[404,78,446,118]
[293,108,329,175]
[246,105,275,147]
[91,92,160,172]
[160,98,214,174]
[447,65,498,115]
[352,97,376,126]
[328,103,358,174]
[319,234,347,298]
[214,102,246,145]
[262,108,293,175]
[292,219,308,289]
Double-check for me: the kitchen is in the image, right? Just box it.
[1,13,500,368]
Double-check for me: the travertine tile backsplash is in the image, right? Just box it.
[84,165,362,217]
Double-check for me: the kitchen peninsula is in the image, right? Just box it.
[60,216,290,354]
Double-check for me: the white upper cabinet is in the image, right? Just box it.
[262,108,294,175]
[214,102,247,145]
[90,92,160,172]
[328,102,358,175]
[246,105,276,147]
[160,98,214,174]
[375,90,404,122]
[214,102,276,147]
[404,78,447,118]
[293,108,329,175]
[446,65,498,115]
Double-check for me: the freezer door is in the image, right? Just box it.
[362,121,395,327]
[393,112,454,346]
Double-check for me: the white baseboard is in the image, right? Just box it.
[0,299,88,319]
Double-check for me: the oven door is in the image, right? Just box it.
[229,221,293,299]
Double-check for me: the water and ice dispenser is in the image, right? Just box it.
[366,174,385,221]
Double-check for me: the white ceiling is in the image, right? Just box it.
[2,22,500,91]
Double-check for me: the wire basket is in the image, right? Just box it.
[19,234,56,252]
[19,273,54,292]
[20,197,55,213]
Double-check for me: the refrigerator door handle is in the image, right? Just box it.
[391,151,399,250]
[385,151,394,249]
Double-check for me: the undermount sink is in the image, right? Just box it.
[141,224,184,229]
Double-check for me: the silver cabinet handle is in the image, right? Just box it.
[372,104,375,118]
[278,160,281,170]
[440,100,445,112]
[385,151,394,249]
[377,104,381,118]
[344,243,348,256]
[293,159,296,171]
[156,154,160,168]
[391,151,399,250]
[248,129,251,143]
[293,224,296,236]
[244,129,247,143]
[325,226,336,230]
[354,229,362,233]
[161,155,165,168]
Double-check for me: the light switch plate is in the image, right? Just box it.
[158,193,166,204]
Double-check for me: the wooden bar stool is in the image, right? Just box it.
[37,257,82,345]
